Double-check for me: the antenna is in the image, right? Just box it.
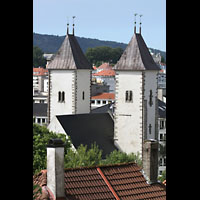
[139,14,143,34]
[134,13,138,33]
[72,16,76,35]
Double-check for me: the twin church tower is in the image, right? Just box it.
[46,20,160,157]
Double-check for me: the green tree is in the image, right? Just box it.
[102,150,142,167]
[158,170,166,182]
[85,46,123,66]
[33,46,47,68]
[64,143,102,168]
[33,123,71,174]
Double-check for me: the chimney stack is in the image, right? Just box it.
[142,140,158,183]
[47,139,65,200]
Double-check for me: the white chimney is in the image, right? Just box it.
[47,139,65,200]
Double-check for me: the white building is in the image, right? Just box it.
[113,28,160,156]
[46,28,92,123]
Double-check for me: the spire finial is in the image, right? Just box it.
[72,16,76,35]
[67,17,69,35]
[134,13,138,33]
[139,14,143,34]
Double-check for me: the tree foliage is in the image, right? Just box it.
[33,123,71,174]
[85,46,123,66]
[158,170,166,182]
[33,46,47,68]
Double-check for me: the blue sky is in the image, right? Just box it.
[33,0,166,51]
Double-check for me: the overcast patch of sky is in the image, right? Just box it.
[33,0,166,51]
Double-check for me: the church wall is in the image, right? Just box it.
[49,70,75,122]
[114,71,143,156]
[143,71,158,140]
[76,69,91,114]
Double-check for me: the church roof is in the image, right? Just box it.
[56,113,117,158]
[114,33,160,71]
[47,34,92,70]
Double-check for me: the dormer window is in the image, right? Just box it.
[125,90,133,102]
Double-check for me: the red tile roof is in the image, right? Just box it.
[98,63,113,70]
[93,69,115,76]
[33,68,48,76]
[91,93,115,100]
[33,162,166,200]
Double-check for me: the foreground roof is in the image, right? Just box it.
[56,113,116,158]
[114,33,160,71]
[47,34,92,70]
[33,162,166,200]
[91,93,115,100]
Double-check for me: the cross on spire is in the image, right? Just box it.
[67,16,69,34]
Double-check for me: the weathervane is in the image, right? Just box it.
[72,16,76,35]
[134,13,138,33]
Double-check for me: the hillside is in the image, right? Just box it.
[33,32,166,60]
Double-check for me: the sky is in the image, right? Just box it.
[33,0,166,51]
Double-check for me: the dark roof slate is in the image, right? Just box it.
[33,103,47,117]
[56,113,116,158]
[114,33,160,71]
[47,34,92,70]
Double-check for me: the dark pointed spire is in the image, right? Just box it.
[139,14,143,34]
[72,16,76,35]
[134,13,138,33]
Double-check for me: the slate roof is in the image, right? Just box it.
[47,34,92,70]
[33,162,166,200]
[33,103,47,117]
[56,113,116,158]
[114,33,160,71]
[158,99,166,118]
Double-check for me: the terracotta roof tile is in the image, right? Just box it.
[91,93,115,100]
[93,69,115,76]
[33,162,166,200]
[33,68,48,76]
[98,63,113,70]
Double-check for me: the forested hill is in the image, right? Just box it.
[33,32,166,60]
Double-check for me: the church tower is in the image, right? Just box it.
[47,24,92,123]
[113,23,160,156]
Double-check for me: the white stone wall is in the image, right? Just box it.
[49,70,75,122]
[76,70,91,114]
[144,71,158,140]
[114,71,143,156]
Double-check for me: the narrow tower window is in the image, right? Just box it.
[125,91,133,102]
[149,90,153,107]
[82,91,85,100]
[58,91,61,102]
[62,91,65,102]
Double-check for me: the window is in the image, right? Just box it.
[42,118,46,124]
[91,100,95,104]
[148,124,152,135]
[125,91,133,102]
[97,100,101,104]
[149,90,153,106]
[62,91,65,102]
[58,91,65,102]
[82,91,85,100]
[58,91,61,102]
[103,100,106,104]
[160,120,165,129]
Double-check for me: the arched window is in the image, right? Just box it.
[62,91,65,102]
[58,91,61,102]
[125,90,133,102]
